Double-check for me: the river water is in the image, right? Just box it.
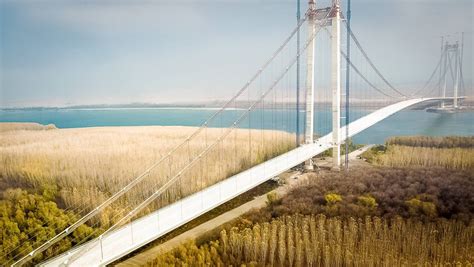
[1,108,473,144]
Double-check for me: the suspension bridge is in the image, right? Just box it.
[9,1,466,266]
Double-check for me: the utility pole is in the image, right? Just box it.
[296,0,301,147]
[331,0,341,170]
[304,0,316,170]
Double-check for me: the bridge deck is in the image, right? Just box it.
[41,97,452,266]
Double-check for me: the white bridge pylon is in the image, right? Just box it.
[330,1,342,169]
[304,0,316,168]
[40,97,458,267]
[304,0,343,170]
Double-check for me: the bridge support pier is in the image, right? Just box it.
[331,1,341,170]
[304,0,316,170]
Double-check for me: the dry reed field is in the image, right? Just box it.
[0,124,294,226]
[387,136,474,148]
[148,214,474,266]
[363,136,474,170]
[376,146,474,170]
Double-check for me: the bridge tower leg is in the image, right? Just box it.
[331,0,341,170]
[441,41,448,108]
[438,38,444,107]
[453,42,460,108]
[304,0,316,170]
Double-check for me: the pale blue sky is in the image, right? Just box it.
[1,0,472,107]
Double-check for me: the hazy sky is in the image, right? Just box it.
[1,0,473,107]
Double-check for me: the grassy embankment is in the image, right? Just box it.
[0,123,294,265]
[147,136,474,266]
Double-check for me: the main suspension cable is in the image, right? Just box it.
[64,10,333,265]
[413,49,444,97]
[343,20,408,98]
[321,26,399,99]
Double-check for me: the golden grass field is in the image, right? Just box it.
[376,146,474,170]
[0,123,295,226]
